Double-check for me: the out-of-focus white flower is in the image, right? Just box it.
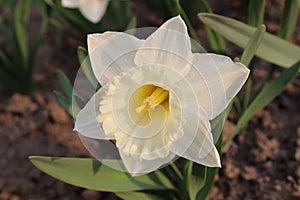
[61,0,109,23]
[74,16,250,176]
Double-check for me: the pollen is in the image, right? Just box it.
[136,87,169,113]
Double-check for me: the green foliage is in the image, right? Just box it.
[247,0,265,27]
[198,0,227,54]
[240,24,266,67]
[278,0,299,40]
[0,0,48,94]
[56,69,73,99]
[115,192,164,200]
[77,46,99,89]
[224,60,300,147]
[29,156,175,192]
[54,46,99,118]
[198,13,300,68]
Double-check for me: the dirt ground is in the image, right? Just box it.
[0,0,300,199]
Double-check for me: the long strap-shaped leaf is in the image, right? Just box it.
[224,60,300,147]
[198,13,300,69]
[115,192,164,200]
[29,156,175,192]
[278,0,299,40]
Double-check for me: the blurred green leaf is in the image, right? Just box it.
[224,60,300,147]
[247,0,265,27]
[29,1,49,71]
[70,95,81,118]
[198,13,300,68]
[142,0,176,20]
[54,90,72,115]
[77,46,99,89]
[199,0,227,54]
[105,0,133,31]
[126,17,137,31]
[115,192,163,200]
[210,109,228,144]
[241,24,266,66]
[56,69,73,99]
[29,156,175,192]
[0,0,48,94]
[14,0,31,68]
[188,163,206,200]
[278,0,299,39]
[174,0,200,43]
[0,15,11,44]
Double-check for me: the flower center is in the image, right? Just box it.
[128,84,170,127]
[136,87,169,113]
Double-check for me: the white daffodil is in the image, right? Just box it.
[61,0,109,23]
[74,16,250,176]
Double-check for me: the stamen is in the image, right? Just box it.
[136,87,169,113]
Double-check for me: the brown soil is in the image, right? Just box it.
[1,0,300,200]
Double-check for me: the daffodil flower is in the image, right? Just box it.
[61,0,109,23]
[74,16,250,175]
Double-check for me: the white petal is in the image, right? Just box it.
[74,87,114,139]
[189,53,250,119]
[179,121,221,167]
[61,0,79,8]
[134,16,192,76]
[119,150,177,176]
[197,147,221,167]
[79,0,109,23]
[88,32,143,85]
[168,110,220,167]
[115,130,171,160]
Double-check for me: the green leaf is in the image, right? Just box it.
[115,192,164,200]
[188,164,207,200]
[241,24,265,66]
[198,13,300,68]
[106,0,133,31]
[142,0,176,20]
[29,0,49,71]
[247,0,265,27]
[204,26,227,54]
[14,0,31,69]
[198,0,227,54]
[0,15,11,44]
[126,17,137,31]
[56,69,73,99]
[174,0,200,43]
[71,93,85,118]
[29,156,175,192]
[77,46,99,89]
[278,0,299,39]
[53,90,72,116]
[224,60,300,147]
[210,108,228,144]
